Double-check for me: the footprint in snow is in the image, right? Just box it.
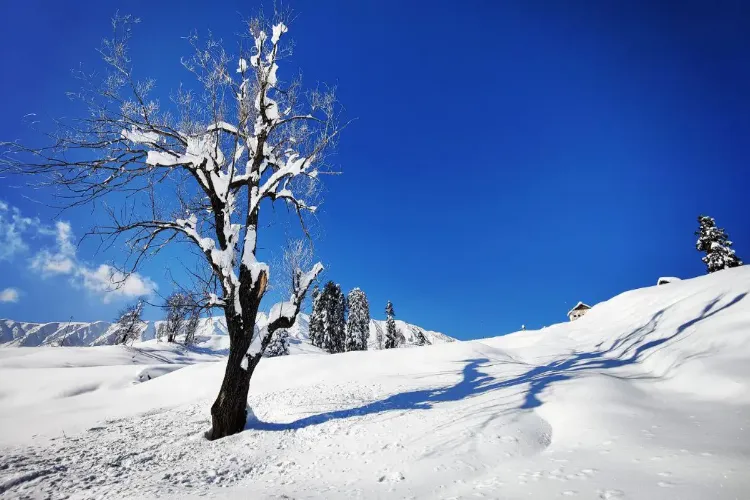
[378,471,405,483]
[598,490,624,499]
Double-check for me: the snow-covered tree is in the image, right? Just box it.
[345,288,370,351]
[114,299,144,345]
[161,292,195,343]
[374,322,384,350]
[411,326,428,346]
[183,308,200,346]
[320,281,345,353]
[384,301,398,349]
[695,215,743,273]
[264,329,289,357]
[2,11,342,439]
[333,284,347,352]
[309,285,324,348]
[156,323,167,342]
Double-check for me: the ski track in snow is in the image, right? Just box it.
[1,268,750,498]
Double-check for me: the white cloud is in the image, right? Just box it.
[0,202,38,261]
[1,200,157,303]
[29,221,77,276]
[78,264,157,303]
[0,287,20,303]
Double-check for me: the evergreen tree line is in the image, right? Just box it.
[308,281,407,354]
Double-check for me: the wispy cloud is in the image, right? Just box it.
[0,287,20,303]
[29,221,76,276]
[0,201,39,260]
[0,200,157,302]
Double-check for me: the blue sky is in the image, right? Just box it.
[0,0,748,339]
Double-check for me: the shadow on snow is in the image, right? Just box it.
[249,292,746,432]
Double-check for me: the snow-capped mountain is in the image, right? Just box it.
[0,313,454,350]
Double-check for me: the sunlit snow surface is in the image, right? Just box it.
[1,268,749,498]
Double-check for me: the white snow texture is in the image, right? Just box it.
[0,268,749,499]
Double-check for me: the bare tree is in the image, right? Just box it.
[156,322,167,342]
[183,308,200,346]
[162,292,195,343]
[278,239,314,298]
[1,11,341,439]
[114,299,144,345]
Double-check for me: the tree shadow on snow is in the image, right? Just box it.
[249,292,746,431]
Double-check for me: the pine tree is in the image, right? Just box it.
[309,285,324,348]
[695,215,743,273]
[384,301,398,349]
[320,281,346,353]
[321,284,333,352]
[265,329,290,357]
[346,288,370,351]
[332,283,347,353]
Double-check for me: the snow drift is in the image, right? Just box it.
[1,268,749,499]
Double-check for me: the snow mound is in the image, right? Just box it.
[1,268,749,499]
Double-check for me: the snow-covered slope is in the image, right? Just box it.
[0,314,454,351]
[369,318,455,348]
[1,268,749,499]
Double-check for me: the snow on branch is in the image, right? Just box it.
[247,261,323,358]
[1,12,342,329]
[268,261,323,330]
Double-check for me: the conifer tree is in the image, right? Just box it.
[346,288,370,351]
[321,283,333,352]
[309,285,324,349]
[332,283,347,353]
[320,281,346,353]
[385,300,398,349]
[695,215,743,273]
[265,329,290,357]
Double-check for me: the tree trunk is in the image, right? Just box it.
[208,259,271,440]
[208,346,258,439]
[208,290,264,440]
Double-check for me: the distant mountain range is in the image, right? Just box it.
[0,313,455,351]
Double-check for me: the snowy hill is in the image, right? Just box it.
[1,268,749,498]
[0,314,454,351]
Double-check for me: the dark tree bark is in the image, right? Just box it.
[209,335,258,437]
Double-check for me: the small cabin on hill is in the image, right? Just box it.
[657,277,681,286]
[567,302,591,322]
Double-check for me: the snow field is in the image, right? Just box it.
[0,268,748,498]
